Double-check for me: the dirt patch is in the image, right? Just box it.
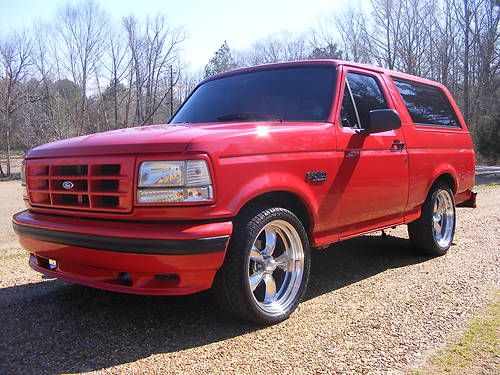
[0,184,498,374]
[0,181,25,258]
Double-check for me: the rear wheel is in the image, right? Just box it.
[214,207,310,324]
[408,182,456,255]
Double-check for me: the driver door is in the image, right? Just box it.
[332,67,409,237]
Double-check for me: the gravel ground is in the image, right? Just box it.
[0,181,498,375]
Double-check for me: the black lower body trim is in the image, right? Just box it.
[13,222,228,255]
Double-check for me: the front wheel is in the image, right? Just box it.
[408,182,456,255]
[214,207,311,324]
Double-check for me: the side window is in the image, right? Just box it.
[341,72,388,128]
[393,78,460,127]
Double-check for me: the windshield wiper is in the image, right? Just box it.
[216,113,283,122]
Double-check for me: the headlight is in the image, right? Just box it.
[138,161,185,187]
[137,160,213,203]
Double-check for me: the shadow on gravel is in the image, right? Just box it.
[0,234,431,375]
[305,233,430,300]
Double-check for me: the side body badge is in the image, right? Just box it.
[305,171,327,183]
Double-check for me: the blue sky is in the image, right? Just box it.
[0,0,355,69]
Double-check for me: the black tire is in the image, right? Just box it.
[213,207,311,325]
[408,182,456,256]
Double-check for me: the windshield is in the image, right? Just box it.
[171,66,336,124]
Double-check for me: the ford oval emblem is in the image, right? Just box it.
[62,181,75,190]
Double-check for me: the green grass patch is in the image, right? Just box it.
[413,292,499,374]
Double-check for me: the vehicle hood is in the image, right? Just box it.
[27,122,334,159]
[28,124,201,158]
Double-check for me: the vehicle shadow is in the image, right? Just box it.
[0,233,430,375]
[305,233,428,300]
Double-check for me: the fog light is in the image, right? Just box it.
[48,259,57,270]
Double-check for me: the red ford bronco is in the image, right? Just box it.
[13,60,476,324]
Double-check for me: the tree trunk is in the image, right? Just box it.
[79,69,87,135]
[5,113,12,177]
[113,71,119,129]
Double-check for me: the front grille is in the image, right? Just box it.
[26,156,134,213]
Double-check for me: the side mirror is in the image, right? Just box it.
[365,109,401,134]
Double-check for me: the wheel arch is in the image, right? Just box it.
[235,190,314,239]
[430,172,457,195]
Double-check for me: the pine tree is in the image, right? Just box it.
[308,43,343,60]
[204,41,236,78]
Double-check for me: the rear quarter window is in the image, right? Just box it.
[392,78,461,128]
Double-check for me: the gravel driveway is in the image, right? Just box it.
[0,181,498,374]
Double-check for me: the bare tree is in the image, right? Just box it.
[333,7,371,63]
[452,0,474,125]
[124,15,185,125]
[241,32,309,65]
[369,0,403,69]
[468,0,499,153]
[395,0,436,76]
[55,0,109,134]
[176,68,202,104]
[143,15,185,124]
[0,32,34,176]
[433,1,461,88]
[102,29,131,129]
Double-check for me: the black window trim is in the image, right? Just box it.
[391,76,462,129]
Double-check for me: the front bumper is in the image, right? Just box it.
[13,210,233,295]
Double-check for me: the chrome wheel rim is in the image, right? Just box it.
[432,190,455,248]
[247,220,304,316]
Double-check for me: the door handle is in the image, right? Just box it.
[391,140,406,152]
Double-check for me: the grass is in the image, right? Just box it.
[413,292,499,374]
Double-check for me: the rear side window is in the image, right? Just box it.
[341,72,388,129]
[393,78,460,128]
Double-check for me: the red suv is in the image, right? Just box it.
[13,60,476,324]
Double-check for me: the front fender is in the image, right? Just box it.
[214,151,338,233]
[229,172,320,224]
